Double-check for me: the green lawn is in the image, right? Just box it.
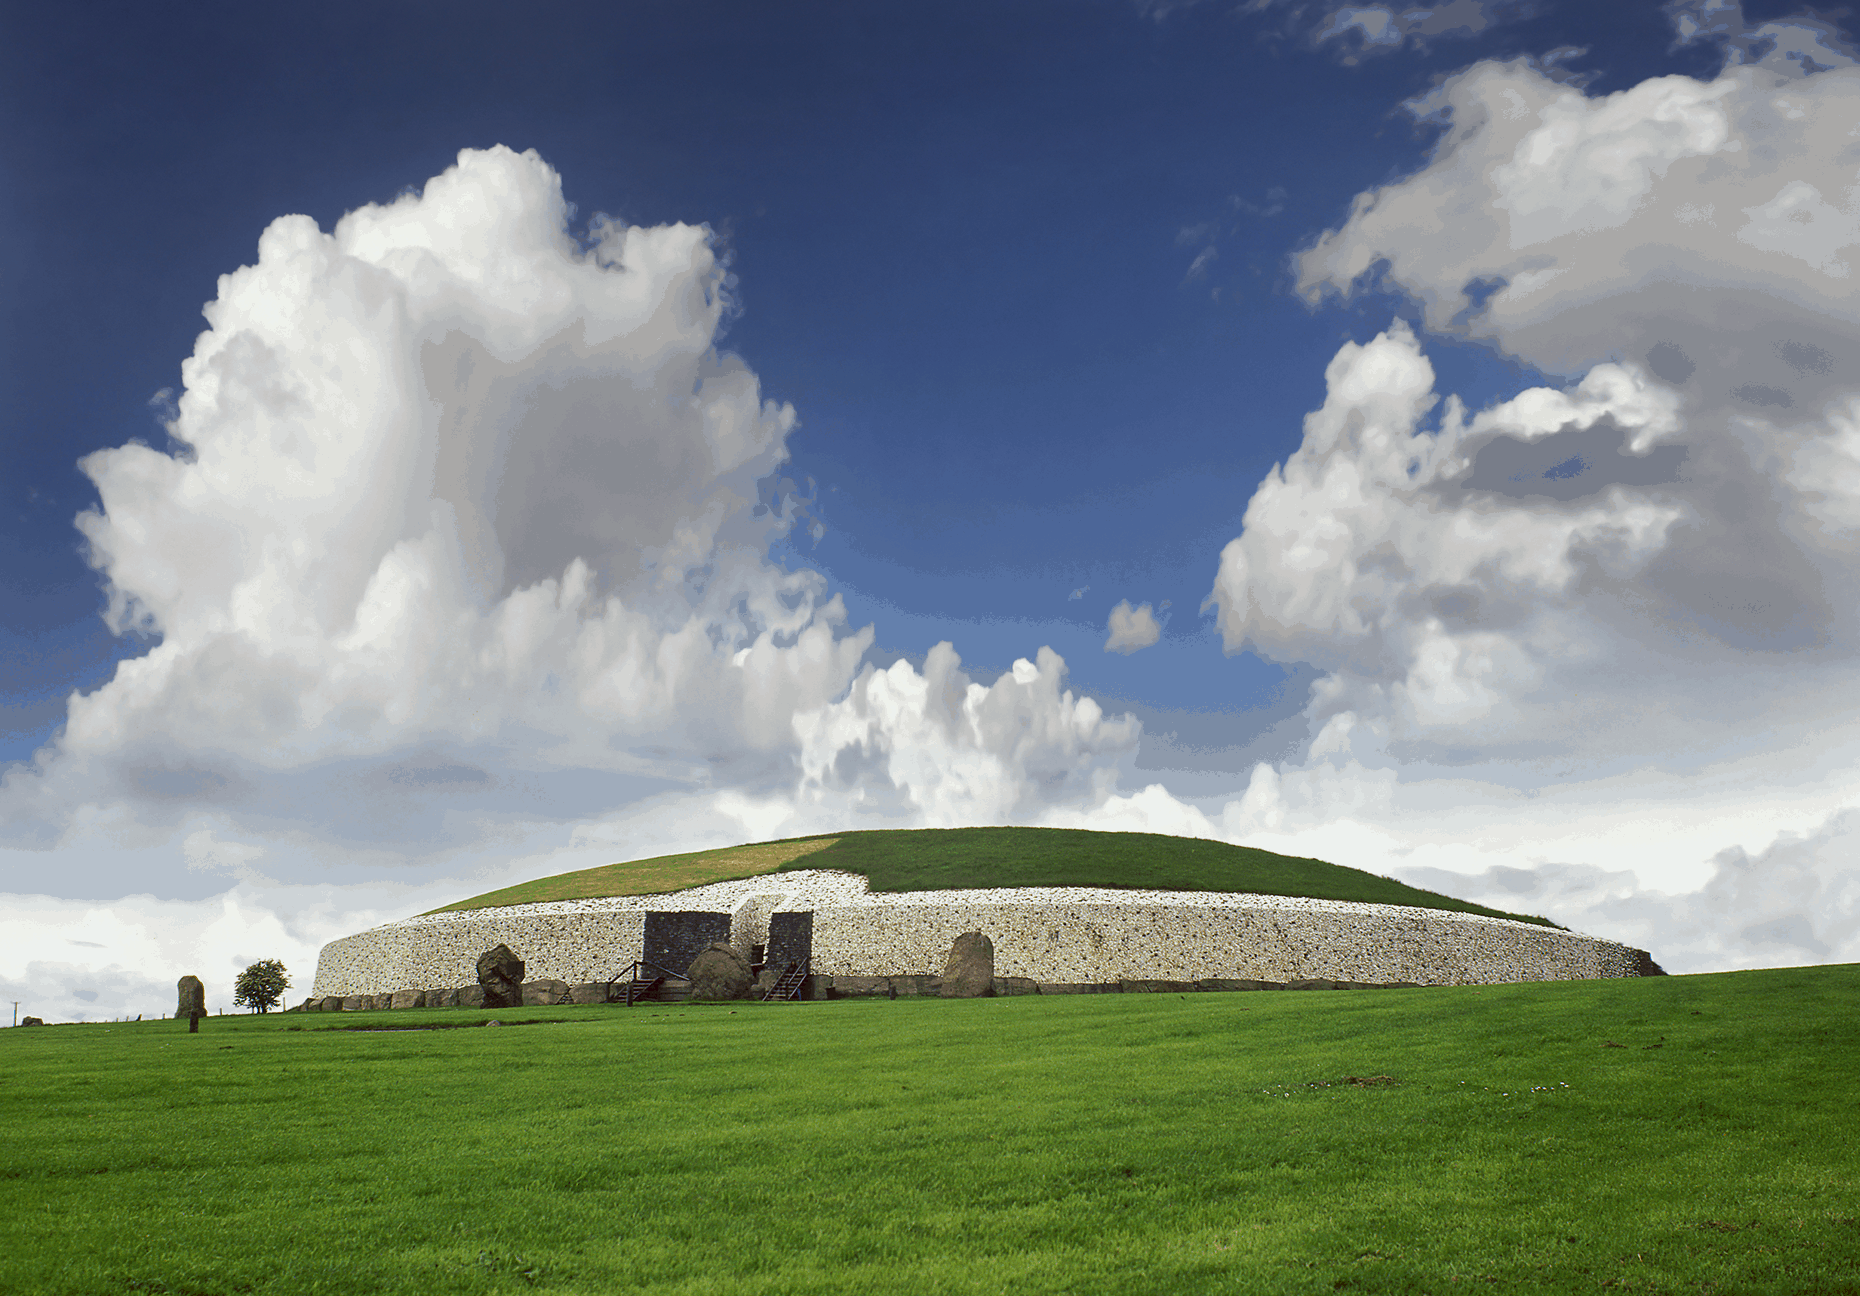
[5,964,1855,1295]
[438,826,1560,928]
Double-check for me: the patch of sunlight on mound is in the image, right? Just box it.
[427,838,840,913]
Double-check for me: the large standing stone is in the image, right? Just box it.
[176,976,206,1020]
[940,932,995,998]
[477,945,526,1009]
[686,943,752,1001]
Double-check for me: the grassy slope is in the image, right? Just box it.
[2,965,1856,1294]
[437,826,1560,928]
[424,837,840,913]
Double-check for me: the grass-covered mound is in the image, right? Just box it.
[4,964,1856,1293]
[433,826,1558,928]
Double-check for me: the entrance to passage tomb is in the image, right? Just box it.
[766,911,813,973]
[728,893,792,968]
[642,911,731,976]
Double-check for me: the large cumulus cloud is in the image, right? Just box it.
[5,147,877,858]
[1195,8,1860,969]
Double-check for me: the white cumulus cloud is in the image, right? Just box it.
[1189,19,1860,971]
[1105,600,1164,654]
[794,644,1141,827]
[4,145,876,875]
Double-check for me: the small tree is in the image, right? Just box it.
[233,959,290,1014]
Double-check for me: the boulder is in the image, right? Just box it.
[390,989,425,1011]
[522,979,571,1007]
[476,945,526,1009]
[1120,979,1197,994]
[569,982,609,1006]
[176,975,206,1020]
[1197,978,1286,992]
[686,943,752,1001]
[426,988,458,1009]
[341,995,366,1012]
[318,996,344,1012]
[992,976,1039,997]
[751,968,781,999]
[456,985,487,1009]
[20,1016,43,1027]
[940,932,995,998]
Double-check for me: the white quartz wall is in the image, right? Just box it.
[311,869,1639,995]
[810,900,1637,984]
[311,909,648,996]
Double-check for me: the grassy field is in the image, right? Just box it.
[5,964,1855,1294]
[435,827,1559,928]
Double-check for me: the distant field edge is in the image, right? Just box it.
[429,826,1562,928]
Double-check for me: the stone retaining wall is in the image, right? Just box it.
[811,900,1637,985]
[310,868,1642,997]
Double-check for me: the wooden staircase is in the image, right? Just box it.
[762,959,810,1002]
[620,961,692,1006]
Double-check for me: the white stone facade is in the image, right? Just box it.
[310,869,1641,995]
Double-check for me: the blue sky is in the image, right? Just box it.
[5,0,1859,1018]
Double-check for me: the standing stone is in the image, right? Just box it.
[176,975,206,1021]
[477,945,526,1009]
[940,932,995,998]
[686,943,752,1001]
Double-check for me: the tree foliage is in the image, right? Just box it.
[233,959,291,1014]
